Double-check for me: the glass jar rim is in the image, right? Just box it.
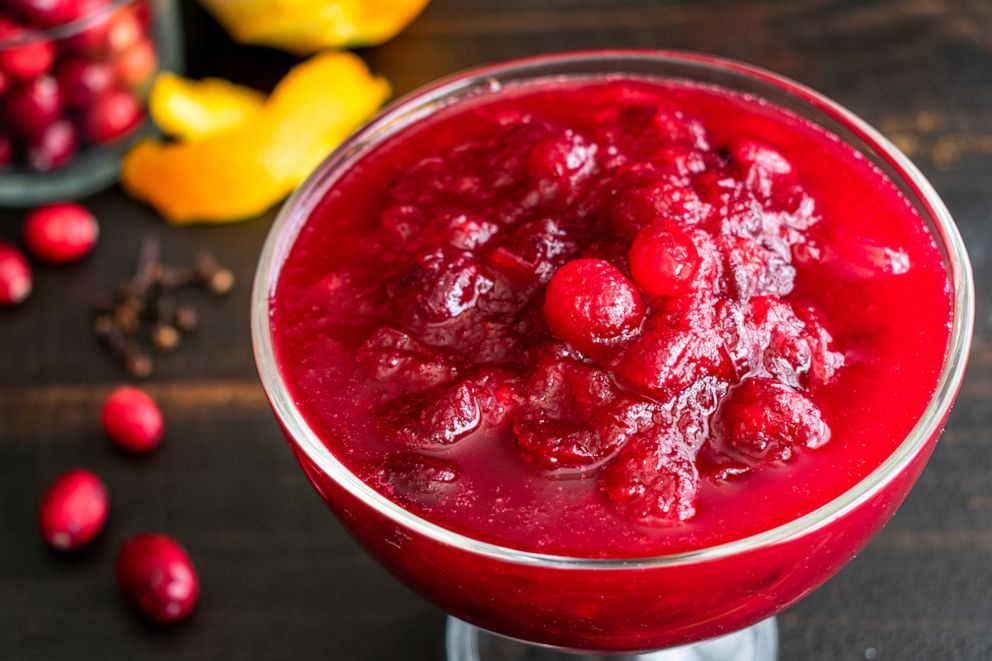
[0,0,138,47]
[251,49,975,569]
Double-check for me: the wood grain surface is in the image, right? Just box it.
[1,0,990,658]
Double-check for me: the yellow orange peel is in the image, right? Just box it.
[149,72,266,141]
[121,52,390,224]
[199,0,430,55]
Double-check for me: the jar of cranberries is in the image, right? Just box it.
[0,0,181,205]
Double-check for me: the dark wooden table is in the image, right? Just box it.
[2,0,989,658]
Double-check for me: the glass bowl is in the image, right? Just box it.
[251,50,974,660]
[0,0,183,206]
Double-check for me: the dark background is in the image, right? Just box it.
[1,0,990,658]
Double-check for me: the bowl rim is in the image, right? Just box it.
[0,0,138,47]
[251,49,975,569]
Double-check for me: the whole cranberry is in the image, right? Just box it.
[105,7,143,53]
[628,222,700,299]
[5,75,62,139]
[115,38,155,87]
[116,533,199,624]
[543,258,644,357]
[38,469,109,551]
[101,386,163,453]
[83,88,142,143]
[27,118,78,171]
[55,58,114,108]
[23,202,98,263]
[0,241,32,306]
[60,0,112,54]
[14,0,85,27]
[0,20,54,80]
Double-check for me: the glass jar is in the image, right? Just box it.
[0,0,182,206]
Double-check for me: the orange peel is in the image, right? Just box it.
[199,0,430,55]
[149,72,266,141]
[121,52,390,224]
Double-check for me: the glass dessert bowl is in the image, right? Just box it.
[251,51,974,660]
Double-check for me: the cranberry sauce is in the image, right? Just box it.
[271,77,951,558]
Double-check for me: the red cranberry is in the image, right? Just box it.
[371,453,459,502]
[357,327,458,396]
[0,21,54,80]
[526,130,595,184]
[392,250,492,326]
[101,386,163,453]
[607,165,710,234]
[27,118,78,170]
[0,241,32,306]
[116,533,199,624]
[628,222,700,299]
[114,38,155,87]
[5,75,62,139]
[602,430,699,524]
[729,139,793,176]
[55,58,114,107]
[714,377,830,466]
[13,0,85,26]
[83,88,142,143]
[105,7,143,53]
[719,235,795,301]
[23,202,98,263]
[38,468,109,551]
[0,67,9,96]
[543,258,644,357]
[60,0,112,53]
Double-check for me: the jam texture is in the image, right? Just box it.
[272,78,951,557]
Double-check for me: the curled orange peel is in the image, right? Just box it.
[121,52,390,224]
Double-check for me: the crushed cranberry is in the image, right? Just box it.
[381,380,482,448]
[358,327,459,396]
[371,453,459,502]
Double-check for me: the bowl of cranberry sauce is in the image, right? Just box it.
[254,51,973,653]
[0,0,181,205]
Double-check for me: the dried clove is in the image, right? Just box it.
[93,235,235,378]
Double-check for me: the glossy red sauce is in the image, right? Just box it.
[271,77,951,558]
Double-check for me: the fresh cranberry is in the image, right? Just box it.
[0,21,54,80]
[101,386,163,453]
[543,258,644,357]
[602,430,699,523]
[381,380,481,448]
[105,6,143,53]
[13,0,85,26]
[0,241,32,306]
[512,357,648,469]
[4,75,61,138]
[26,118,78,170]
[116,533,199,624]
[357,327,459,396]
[114,37,155,87]
[371,453,459,502]
[60,0,112,53]
[23,202,98,263]
[712,377,830,467]
[55,58,114,107]
[38,469,109,551]
[82,88,142,143]
[628,222,700,299]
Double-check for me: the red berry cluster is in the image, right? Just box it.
[0,0,154,171]
[0,201,99,307]
[38,386,199,624]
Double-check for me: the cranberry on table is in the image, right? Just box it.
[27,118,78,171]
[543,258,644,356]
[0,241,32,306]
[116,533,199,624]
[101,386,163,453]
[23,202,98,263]
[55,58,115,108]
[628,222,701,298]
[0,20,55,80]
[4,74,62,139]
[83,88,142,143]
[38,469,109,551]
